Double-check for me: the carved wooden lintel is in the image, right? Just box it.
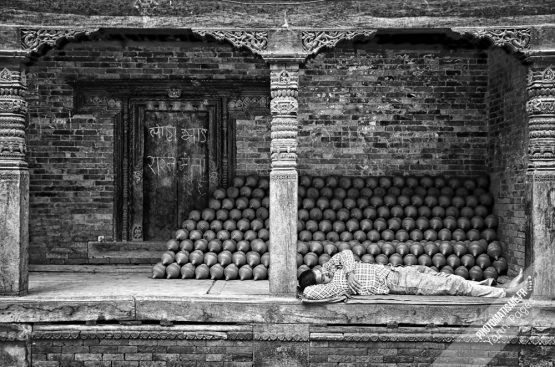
[192,29,268,55]
[301,30,377,55]
[20,28,100,54]
[452,27,532,52]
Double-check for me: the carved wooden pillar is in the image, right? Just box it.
[526,54,555,299]
[269,62,299,296]
[0,53,29,296]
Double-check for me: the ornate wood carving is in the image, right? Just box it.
[527,64,555,171]
[227,96,269,112]
[29,327,555,345]
[192,30,268,55]
[20,28,99,54]
[270,67,299,170]
[452,27,532,52]
[301,30,377,55]
[0,67,27,161]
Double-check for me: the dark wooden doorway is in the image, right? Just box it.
[128,98,223,241]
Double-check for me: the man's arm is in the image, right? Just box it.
[323,249,356,275]
[303,282,345,300]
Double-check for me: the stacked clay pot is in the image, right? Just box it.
[152,175,270,280]
[295,175,507,282]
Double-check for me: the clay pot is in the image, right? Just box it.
[180,239,194,252]
[424,243,439,257]
[232,251,247,267]
[261,252,270,267]
[461,254,475,268]
[175,251,190,266]
[161,251,175,266]
[239,265,253,280]
[361,254,375,264]
[483,266,498,280]
[409,243,424,257]
[224,264,239,280]
[487,241,502,260]
[180,263,195,279]
[210,264,224,280]
[446,254,461,269]
[237,240,250,253]
[309,241,324,255]
[222,239,236,252]
[194,239,208,252]
[152,263,166,279]
[217,250,232,267]
[418,254,432,267]
[432,253,446,268]
[469,266,483,281]
[253,264,268,280]
[375,254,389,265]
[389,253,403,267]
[304,252,318,267]
[403,254,418,266]
[247,251,261,267]
[476,253,491,270]
[453,242,467,257]
[440,265,453,275]
[454,266,469,279]
[195,264,210,279]
[396,243,409,257]
[208,239,222,253]
[251,239,267,254]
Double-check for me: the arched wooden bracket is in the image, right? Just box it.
[451,27,533,53]
[20,28,101,55]
[301,29,377,56]
[191,29,269,56]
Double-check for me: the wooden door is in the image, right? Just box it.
[130,99,220,241]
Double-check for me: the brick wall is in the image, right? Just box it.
[297,41,489,177]
[32,338,254,367]
[29,324,555,367]
[486,48,529,276]
[26,39,269,264]
[27,36,528,267]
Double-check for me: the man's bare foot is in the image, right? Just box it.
[499,269,524,289]
[505,275,533,299]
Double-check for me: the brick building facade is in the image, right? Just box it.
[0,1,554,366]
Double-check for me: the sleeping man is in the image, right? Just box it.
[298,249,532,300]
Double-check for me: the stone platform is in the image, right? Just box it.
[1,270,555,366]
[0,269,553,327]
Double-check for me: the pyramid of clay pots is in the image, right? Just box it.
[153,174,508,282]
[152,175,270,280]
[295,175,507,282]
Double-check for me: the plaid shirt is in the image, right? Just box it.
[303,250,392,300]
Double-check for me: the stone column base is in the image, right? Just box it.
[269,170,298,296]
[0,165,29,296]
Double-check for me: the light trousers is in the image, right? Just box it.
[386,266,506,298]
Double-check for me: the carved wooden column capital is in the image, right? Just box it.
[270,63,299,171]
[0,63,27,166]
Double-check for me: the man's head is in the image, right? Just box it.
[297,268,332,292]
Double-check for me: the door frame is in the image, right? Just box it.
[127,97,222,241]
[73,79,270,242]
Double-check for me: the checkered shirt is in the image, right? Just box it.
[303,249,392,300]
